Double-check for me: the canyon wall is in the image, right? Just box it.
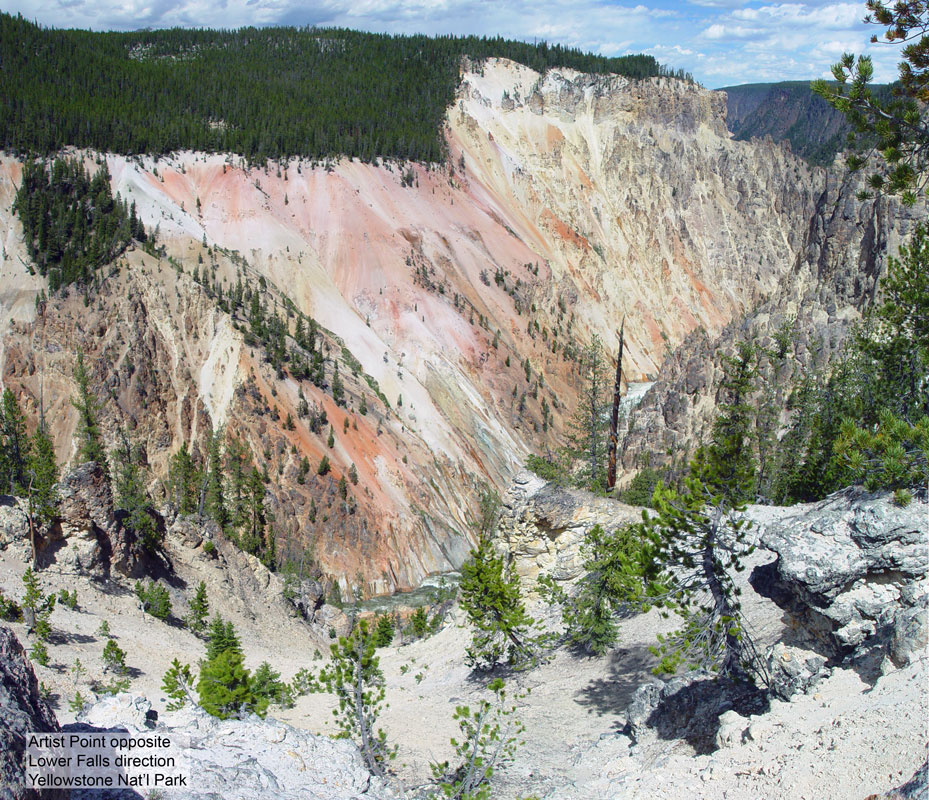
[0,60,852,594]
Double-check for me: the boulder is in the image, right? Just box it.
[764,642,830,700]
[496,470,641,584]
[0,625,66,800]
[751,487,928,664]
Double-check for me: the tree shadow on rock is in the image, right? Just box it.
[636,676,769,755]
[575,644,658,718]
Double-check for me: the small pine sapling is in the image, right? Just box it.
[162,659,197,710]
[318,620,395,776]
[430,678,527,800]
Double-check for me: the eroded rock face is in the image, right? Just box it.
[39,461,145,578]
[70,694,396,800]
[0,496,28,551]
[496,470,642,583]
[0,625,65,800]
[751,488,928,665]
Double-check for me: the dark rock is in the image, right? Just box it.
[0,625,66,800]
[286,578,325,621]
[764,642,830,700]
[624,670,769,754]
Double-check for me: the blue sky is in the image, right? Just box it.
[5,0,902,88]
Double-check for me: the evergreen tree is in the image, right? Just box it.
[204,433,228,530]
[540,524,664,655]
[317,619,395,776]
[27,421,58,524]
[188,581,209,634]
[206,617,242,661]
[135,580,172,620]
[168,442,199,515]
[639,346,762,682]
[112,430,160,553]
[430,678,526,800]
[812,1,928,204]
[161,659,196,710]
[332,362,344,405]
[102,638,127,675]
[251,661,287,706]
[198,648,265,720]
[71,351,107,469]
[458,492,541,671]
[774,224,929,501]
[565,335,608,490]
[0,388,31,494]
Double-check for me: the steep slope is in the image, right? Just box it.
[618,170,922,477]
[0,59,839,595]
[722,82,850,166]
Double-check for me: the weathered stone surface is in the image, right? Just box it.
[751,488,928,662]
[0,625,65,800]
[70,694,396,800]
[496,470,642,583]
[286,577,325,621]
[764,642,830,700]
[0,497,28,551]
[619,174,921,474]
[40,462,145,578]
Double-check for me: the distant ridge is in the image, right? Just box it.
[720,81,851,166]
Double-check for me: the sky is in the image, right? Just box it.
[4,0,903,89]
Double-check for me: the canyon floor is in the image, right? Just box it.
[1,522,925,800]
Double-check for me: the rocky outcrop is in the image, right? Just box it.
[750,488,928,667]
[495,470,642,583]
[38,461,145,578]
[70,693,396,800]
[0,496,28,551]
[0,625,65,800]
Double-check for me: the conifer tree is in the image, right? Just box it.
[188,581,209,634]
[317,619,395,776]
[112,429,160,552]
[0,388,31,494]
[564,335,608,490]
[27,421,58,524]
[459,492,541,671]
[640,343,762,682]
[168,442,198,515]
[204,433,228,530]
[332,362,344,405]
[198,648,264,720]
[540,524,664,655]
[71,351,107,470]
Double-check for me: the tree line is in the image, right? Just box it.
[1,12,678,164]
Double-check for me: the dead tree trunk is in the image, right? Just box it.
[607,318,625,492]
